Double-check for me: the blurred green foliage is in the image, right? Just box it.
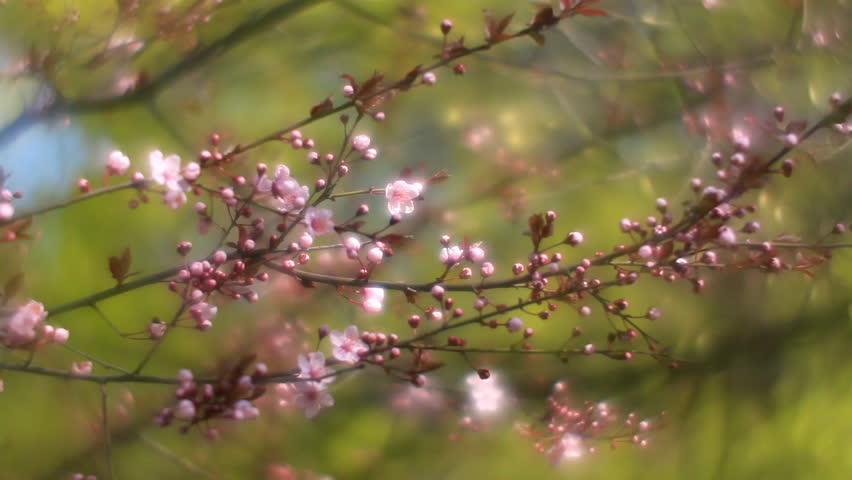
[1,0,851,478]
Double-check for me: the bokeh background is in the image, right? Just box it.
[1,0,852,478]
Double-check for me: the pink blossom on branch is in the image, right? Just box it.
[439,245,464,265]
[71,361,93,376]
[0,300,47,349]
[149,150,189,209]
[106,150,131,176]
[385,180,424,216]
[0,201,13,221]
[294,381,334,418]
[362,287,385,313]
[149,150,183,188]
[330,325,368,364]
[189,302,218,330]
[298,352,334,384]
[304,207,335,236]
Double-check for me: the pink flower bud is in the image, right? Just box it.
[506,316,523,332]
[367,247,384,264]
[52,327,70,344]
[717,226,737,247]
[175,399,196,420]
[106,150,131,175]
[71,361,93,376]
[299,232,314,249]
[352,134,371,151]
[566,231,584,246]
[183,162,201,181]
[0,202,13,221]
[480,262,495,277]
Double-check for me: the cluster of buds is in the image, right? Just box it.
[155,359,265,433]
[0,300,69,350]
[521,381,660,464]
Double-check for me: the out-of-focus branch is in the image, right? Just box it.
[0,0,324,147]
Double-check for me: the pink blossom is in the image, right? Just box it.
[366,247,384,264]
[276,179,309,211]
[189,302,218,330]
[465,371,508,416]
[0,300,47,349]
[294,381,334,418]
[0,202,13,221]
[304,207,334,236]
[549,433,585,462]
[232,400,260,420]
[298,352,334,383]
[385,180,423,216]
[257,165,309,211]
[164,188,187,210]
[480,262,495,277]
[330,325,368,364]
[439,245,464,265]
[362,287,385,313]
[149,150,183,189]
[71,361,93,376]
[467,243,485,263]
[106,150,130,175]
[257,164,290,192]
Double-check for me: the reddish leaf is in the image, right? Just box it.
[484,10,515,43]
[785,120,808,134]
[340,73,359,92]
[108,248,132,286]
[378,233,412,247]
[400,64,423,89]
[360,89,395,113]
[577,7,609,16]
[404,288,417,304]
[531,6,557,29]
[426,170,450,185]
[441,36,468,58]
[528,213,546,248]
[356,71,385,99]
[310,97,334,118]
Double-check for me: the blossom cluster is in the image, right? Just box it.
[0,300,68,350]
